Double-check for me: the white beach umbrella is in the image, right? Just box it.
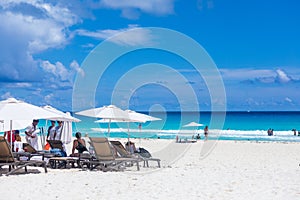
[0,97,61,148]
[124,110,161,123]
[183,122,204,127]
[42,106,80,145]
[76,105,130,137]
[0,119,31,132]
[182,122,204,139]
[95,118,135,123]
[0,98,61,120]
[95,110,161,123]
[42,105,80,122]
[95,110,161,142]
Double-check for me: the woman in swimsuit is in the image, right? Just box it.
[70,132,87,157]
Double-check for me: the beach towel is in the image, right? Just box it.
[50,148,67,157]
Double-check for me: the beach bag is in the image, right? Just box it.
[44,142,50,150]
[138,147,151,158]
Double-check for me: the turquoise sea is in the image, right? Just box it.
[25,111,300,142]
[58,111,300,142]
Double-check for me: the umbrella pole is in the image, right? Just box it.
[43,120,49,146]
[108,119,111,138]
[10,120,13,150]
[127,122,130,143]
[40,126,45,149]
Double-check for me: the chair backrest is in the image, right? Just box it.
[0,136,15,163]
[89,137,115,161]
[47,140,64,151]
[110,140,130,157]
[23,143,37,154]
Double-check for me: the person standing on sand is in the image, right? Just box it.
[25,119,40,149]
[204,126,209,140]
[47,120,56,140]
[54,121,63,140]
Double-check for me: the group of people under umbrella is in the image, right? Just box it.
[1,97,207,158]
[0,98,80,152]
[0,98,162,155]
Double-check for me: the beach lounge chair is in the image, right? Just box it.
[46,140,90,169]
[0,136,47,176]
[47,140,65,151]
[81,137,140,171]
[110,140,161,168]
[15,143,57,161]
[46,140,80,169]
[47,156,81,169]
[110,140,144,165]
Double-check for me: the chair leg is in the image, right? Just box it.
[44,163,48,173]
[157,160,161,168]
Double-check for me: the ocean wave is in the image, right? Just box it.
[89,128,300,141]
[90,128,298,136]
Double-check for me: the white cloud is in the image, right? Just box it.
[285,97,292,103]
[0,1,79,82]
[0,2,78,53]
[40,59,83,88]
[81,43,95,49]
[221,68,297,84]
[40,60,56,75]
[99,0,174,17]
[8,83,32,88]
[41,60,71,82]
[70,60,85,77]
[44,93,54,104]
[76,25,155,46]
[220,68,275,80]
[0,0,79,25]
[276,69,291,83]
[41,61,67,80]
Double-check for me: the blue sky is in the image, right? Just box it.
[0,0,299,111]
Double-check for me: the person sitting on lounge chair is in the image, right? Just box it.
[125,141,137,154]
[70,132,88,157]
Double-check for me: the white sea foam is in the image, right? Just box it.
[91,128,297,135]
[90,127,300,141]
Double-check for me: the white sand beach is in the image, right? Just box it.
[0,139,300,200]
